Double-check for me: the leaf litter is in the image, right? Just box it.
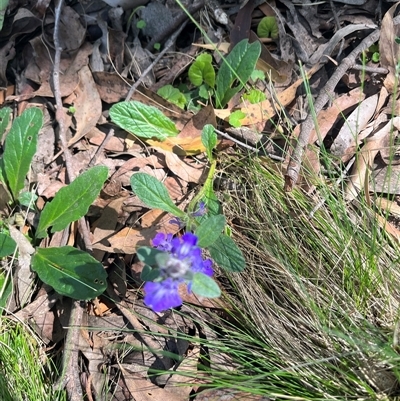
[2,0,400,400]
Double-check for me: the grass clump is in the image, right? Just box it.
[0,317,66,401]
[189,152,400,400]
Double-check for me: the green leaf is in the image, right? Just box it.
[141,265,161,281]
[0,233,16,258]
[250,69,265,81]
[208,234,245,272]
[243,89,266,104]
[229,110,246,128]
[0,0,9,32]
[215,39,261,108]
[201,124,217,161]
[136,19,146,29]
[257,16,279,39]
[18,191,38,209]
[36,166,108,238]
[31,246,107,300]
[191,273,221,298]
[195,214,225,247]
[137,246,165,267]
[188,53,215,88]
[198,84,210,100]
[110,101,179,140]
[0,106,11,141]
[371,52,380,63]
[157,85,187,109]
[2,108,43,199]
[130,173,185,217]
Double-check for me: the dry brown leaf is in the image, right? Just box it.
[86,127,126,152]
[146,135,207,156]
[345,117,400,201]
[68,65,102,145]
[9,225,35,307]
[164,152,206,183]
[105,209,182,254]
[375,197,400,217]
[375,213,400,244]
[370,159,400,194]
[380,2,400,92]
[57,6,86,51]
[331,93,379,161]
[163,176,187,200]
[92,196,127,245]
[308,87,366,145]
[118,364,189,401]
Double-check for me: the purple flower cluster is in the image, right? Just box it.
[144,232,213,312]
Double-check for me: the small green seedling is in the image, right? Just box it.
[257,16,279,39]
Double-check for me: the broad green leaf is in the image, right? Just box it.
[36,166,108,238]
[157,85,186,109]
[188,53,215,88]
[0,271,12,309]
[0,233,16,258]
[257,16,279,39]
[208,234,245,272]
[201,124,217,161]
[130,173,185,217]
[2,108,43,199]
[0,0,9,32]
[31,246,107,300]
[137,246,166,267]
[0,106,11,141]
[110,101,179,140]
[215,40,261,108]
[191,273,221,298]
[229,110,246,128]
[195,214,225,248]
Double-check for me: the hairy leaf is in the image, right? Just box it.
[201,124,217,161]
[191,272,221,298]
[208,234,245,272]
[195,214,225,247]
[2,108,43,200]
[32,246,107,300]
[130,173,185,217]
[36,166,108,238]
[110,101,179,140]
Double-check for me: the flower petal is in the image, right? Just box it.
[152,233,173,252]
[144,278,182,312]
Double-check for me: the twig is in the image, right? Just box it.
[351,64,388,74]
[215,128,285,162]
[51,0,93,397]
[53,300,85,401]
[284,29,380,191]
[125,22,187,101]
[88,128,115,168]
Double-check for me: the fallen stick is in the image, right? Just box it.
[284,28,380,191]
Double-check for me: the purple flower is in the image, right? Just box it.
[191,202,207,217]
[144,232,213,312]
[144,278,182,312]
